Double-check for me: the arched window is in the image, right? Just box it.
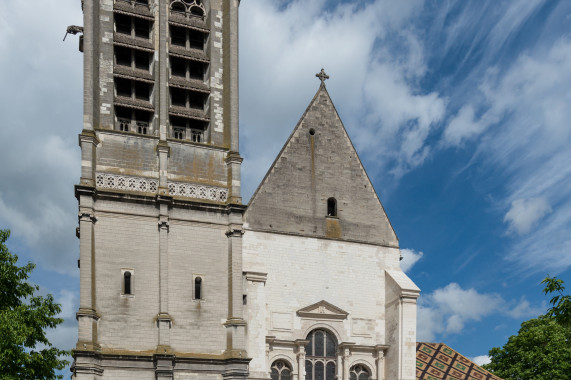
[124,271,132,295]
[170,1,186,13]
[271,360,292,380]
[327,197,337,217]
[350,364,370,380]
[194,276,202,299]
[189,5,204,17]
[305,329,337,380]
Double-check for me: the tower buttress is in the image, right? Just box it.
[73,1,248,379]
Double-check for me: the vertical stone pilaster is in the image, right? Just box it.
[83,0,95,132]
[157,199,172,352]
[76,194,98,350]
[295,340,309,380]
[224,0,240,152]
[98,0,114,128]
[224,206,247,355]
[342,347,351,380]
[78,131,99,188]
[158,0,168,140]
[244,272,267,377]
[225,151,243,204]
[375,347,386,380]
[157,141,170,194]
[400,293,418,380]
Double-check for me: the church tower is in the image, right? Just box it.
[73,0,247,378]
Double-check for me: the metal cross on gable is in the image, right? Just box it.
[316,68,329,84]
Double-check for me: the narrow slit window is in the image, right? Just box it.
[327,197,337,217]
[124,271,132,294]
[194,276,202,299]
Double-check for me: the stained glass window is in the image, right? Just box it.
[349,364,370,380]
[305,330,337,380]
[271,360,292,380]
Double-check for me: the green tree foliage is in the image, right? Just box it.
[483,277,571,380]
[0,229,69,379]
[542,276,571,327]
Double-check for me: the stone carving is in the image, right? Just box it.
[95,173,228,202]
[96,173,158,193]
[168,181,228,202]
[170,0,205,17]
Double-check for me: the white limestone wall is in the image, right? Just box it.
[243,231,403,377]
[95,211,160,351]
[168,221,228,354]
[93,199,231,354]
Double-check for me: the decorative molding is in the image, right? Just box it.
[297,300,349,320]
[78,212,97,223]
[96,173,158,193]
[168,181,228,202]
[95,173,229,202]
[244,271,267,283]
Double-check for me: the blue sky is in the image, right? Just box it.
[0,0,570,372]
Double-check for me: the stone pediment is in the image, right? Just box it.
[297,300,348,320]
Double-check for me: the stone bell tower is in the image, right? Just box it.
[72,0,247,378]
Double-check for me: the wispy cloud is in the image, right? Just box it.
[441,36,571,274]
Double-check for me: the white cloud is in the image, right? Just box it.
[417,283,501,341]
[400,248,423,273]
[504,197,552,235]
[471,355,491,366]
[417,304,444,342]
[418,282,545,341]
[0,0,82,274]
[443,105,487,146]
[239,0,445,199]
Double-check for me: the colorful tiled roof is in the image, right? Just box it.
[416,342,503,380]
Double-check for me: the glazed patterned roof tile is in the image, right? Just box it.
[416,342,503,380]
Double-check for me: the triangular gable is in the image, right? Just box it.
[297,300,348,320]
[245,83,398,247]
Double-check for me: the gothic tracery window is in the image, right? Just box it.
[305,329,337,380]
[271,360,292,380]
[349,364,370,380]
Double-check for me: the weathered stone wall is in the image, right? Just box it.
[168,142,227,185]
[167,222,228,353]
[245,87,398,247]
[96,132,159,176]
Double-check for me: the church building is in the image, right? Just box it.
[71,1,420,379]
